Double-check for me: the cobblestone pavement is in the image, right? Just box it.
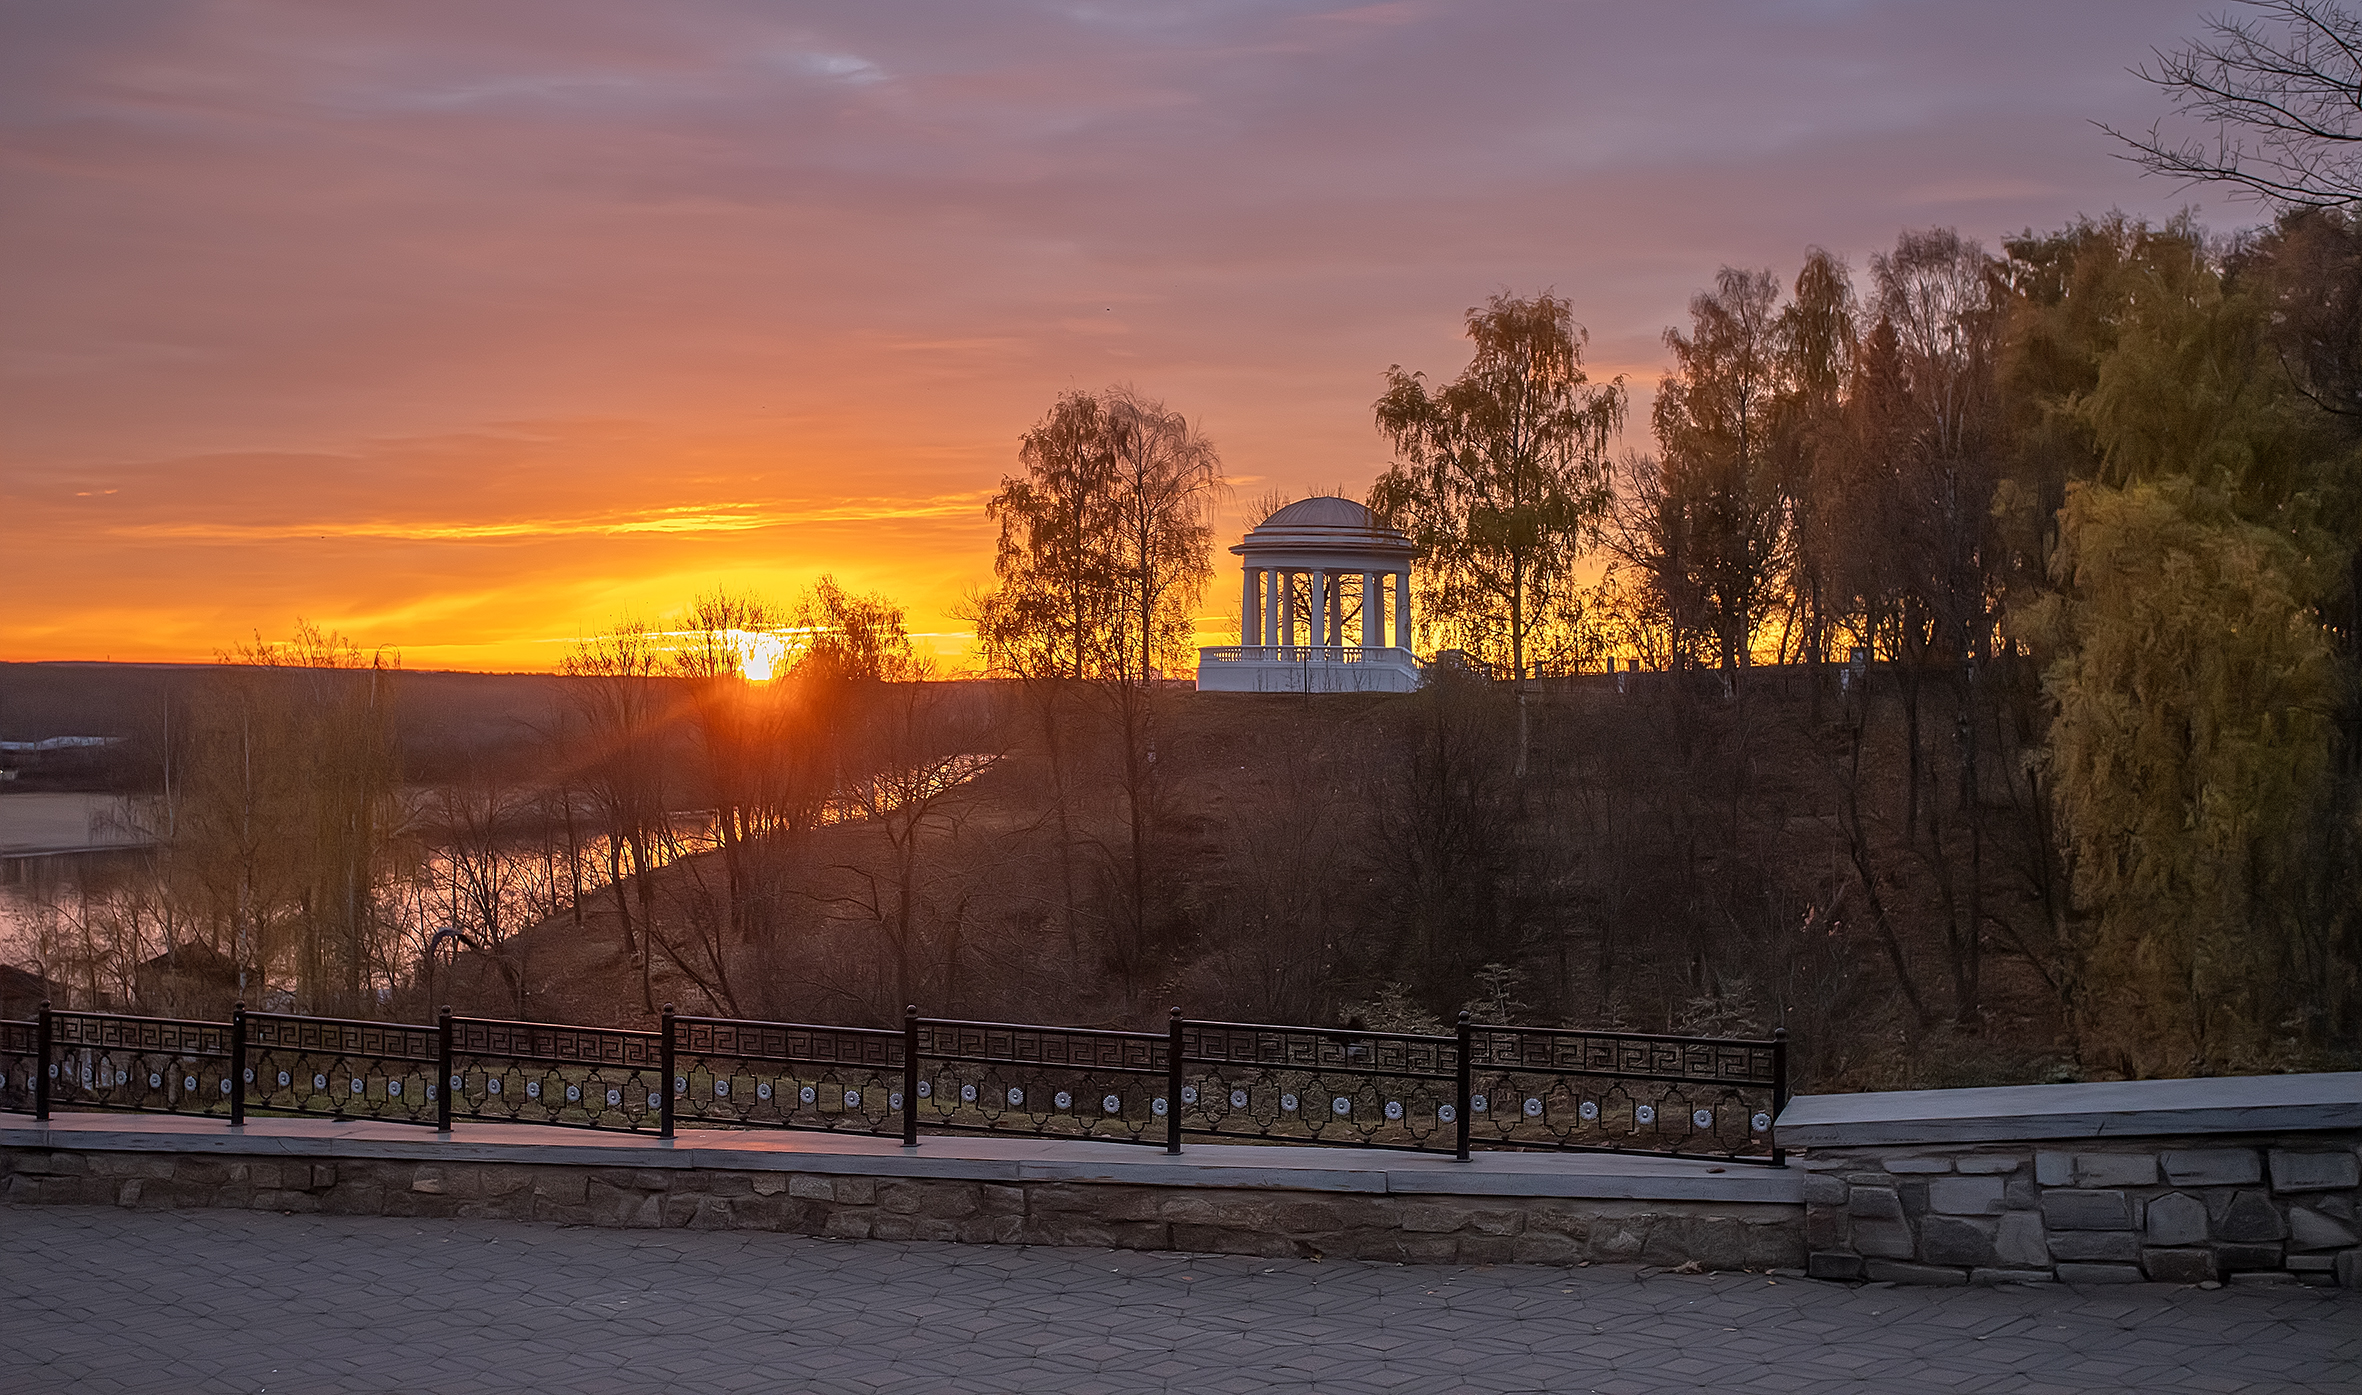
[1,1206,2355,1394]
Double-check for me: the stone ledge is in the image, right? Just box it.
[0,1114,1802,1204]
[1777,1072,2362,1148]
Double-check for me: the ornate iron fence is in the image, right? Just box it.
[909,1013,1171,1147]
[241,1010,440,1128]
[39,1009,237,1119]
[669,1009,904,1138]
[447,1014,665,1133]
[1,1019,35,1115]
[0,1000,1785,1165]
[1177,1017,1460,1152]
[1464,1023,1783,1163]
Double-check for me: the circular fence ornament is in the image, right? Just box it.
[647,1092,663,1109]
[1331,1096,1351,1116]
[607,1089,622,1107]
[1692,1108,1713,1129]
[1751,1112,1771,1133]
[1102,1094,1121,1114]
[1634,1104,1656,1125]
[221,1080,234,1095]
[889,1092,903,1110]
[1522,1098,1543,1118]
[1229,1089,1247,1109]
[1007,1087,1024,1106]
[1180,1086,1197,1105]
[488,1079,503,1095]
[1383,1100,1404,1120]
[116,1070,128,1085]
[245,1068,256,1083]
[1438,1104,1456,1123]
[960,1083,978,1103]
[149,1073,162,1089]
[277,1071,291,1088]
[1152,1097,1168,1116]
[675,1076,688,1094]
[1470,1094,1487,1113]
[313,1074,327,1091]
[46,1063,57,1078]
[844,1090,860,1108]
[566,1085,581,1103]
[801,1085,817,1104]
[1054,1091,1072,1110]
[756,1082,772,1101]
[917,1081,932,1099]
[527,1080,542,1099]
[712,1081,727,1098]
[450,1075,462,1090]
[1280,1092,1298,1112]
[389,1080,402,1098]
[352,1078,366,1095]
[1578,1101,1599,1122]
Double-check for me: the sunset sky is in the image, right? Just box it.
[3,0,2229,672]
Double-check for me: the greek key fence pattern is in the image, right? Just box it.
[1,1002,1785,1163]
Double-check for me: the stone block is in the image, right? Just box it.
[2287,1254,2335,1272]
[1956,1155,2021,1175]
[2318,1194,2356,1221]
[1863,1260,1967,1286]
[2146,1192,2208,1246]
[1898,1181,1929,1218]
[2054,1263,2144,1285]
[751,1175,786,1196]
[2160,1149,2260,1187]
[2215,1190,2286,1243]
[1743,1220,1808,1269]
[1802,1175,1847,1206]
[823,1210,876,1240]
[1918,1215,1997,1267]
[1804,1205,1848,1250]
[1399,1204,1466,1234]
[2073,1154,2158,1188]
[1852,1218,1914,1260]
[1807,1251,1864,1281]
[2226,1270,2297,1286]
[2003,1178,2037,1210]
[1509,1233,1587,1265]
[2142,1248,2214,1284]
[1929,1177,2005,1215]
[1848,1186,1903,1220]
[2041,1190,2132,1231]
[956,1214,1025,1245]
[1970,1268,2053,1284]
[2288,1206,2358,1252]
[2269,1150,2359,1193]
[1995,1212,2049,1267]
[586,1183,664,1229]
[2048,1231,2138,1263]
[2337,1249,2361,1289]
[2035,1151,2073,1186]
[2211,1242,2284,1271]
[832,1177,876,1206]
[1882,1157,1952,1174]
[411,1174,446,1195]
[114,1179,142,1207]
[786,1176,832,1201]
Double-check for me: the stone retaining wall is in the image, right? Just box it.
[0,1147,1804,1270]
[1797,1134,2361,1289]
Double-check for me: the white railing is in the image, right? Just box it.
[1199,646,1413,665]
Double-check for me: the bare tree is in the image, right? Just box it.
[2109,1,2362,208]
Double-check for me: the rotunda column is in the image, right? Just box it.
[1362,571,1382,648]
[1241,567,1260,647]
[1394,571,1413,649]
[1308,570,1327,650]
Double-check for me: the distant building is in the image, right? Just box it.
[1196,497,1421,693]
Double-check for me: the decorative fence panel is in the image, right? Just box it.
[1178,1020,1459,1153]
[447,1016,664,1134]
[0,1002,1784,1166]
[41,1010,237,1119]
[669,1013,903,1138]
[1,1020,35,1115]
[1465,1026,1781,1163]
[911,1017,1170,1147]
[241,1011,440,1128]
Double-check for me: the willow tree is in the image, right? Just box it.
[1369,292,1626,682]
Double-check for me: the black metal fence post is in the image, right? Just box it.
[1771,1026,1789,1166]
[1164,1007,1182,1155]
[436,1006,454,1133]
[33,1000,51,1122]
[229,1001,246,1128]
[658,1003,676,1140]
[1455,1011,1472,1162]
[901,1006,920,1148]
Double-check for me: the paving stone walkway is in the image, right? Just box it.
[0,1206,2355,1394]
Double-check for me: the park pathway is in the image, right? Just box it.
[0,1205,2354,1393]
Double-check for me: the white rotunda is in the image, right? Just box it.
[1195,496,1421,693]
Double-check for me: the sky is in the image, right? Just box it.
[1,0,2233,672]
